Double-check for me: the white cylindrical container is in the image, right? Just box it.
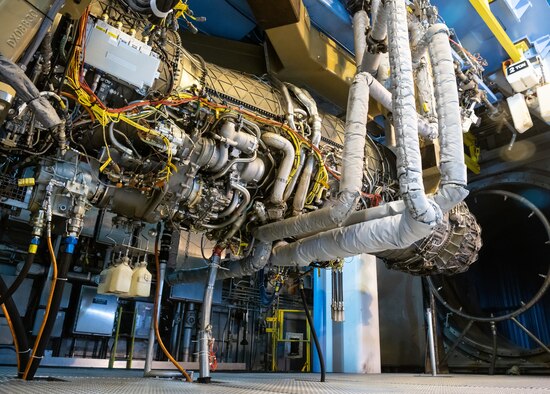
[108,256,133,294]
[129,261,152,297]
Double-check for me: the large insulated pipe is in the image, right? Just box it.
[269,210,434,267]
[367,76,438,139]
[254,72,370,241]
[386,0,440,225]
[360,0,388,75]
[353,10,369,66]
[166,241,272,284]
[415,57,438,126]
[426,25,469,212]
[261,132,295,205]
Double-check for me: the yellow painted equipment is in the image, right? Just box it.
[266,309,311,372]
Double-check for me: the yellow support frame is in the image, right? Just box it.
[464,132,481,174]
[266,309,311,372]
[469,0,523,62]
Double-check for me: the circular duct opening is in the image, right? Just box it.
[430,183,550,365]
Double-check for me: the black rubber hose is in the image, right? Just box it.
[0,252,37,307]
[0,276,30,378]
[299,282,326,382]
[23,248,73,380]
[19,0,65,68]
[148,0,180,24]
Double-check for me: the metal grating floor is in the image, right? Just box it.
[0,368,549,393]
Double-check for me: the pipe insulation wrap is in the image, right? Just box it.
[367,73,438,139]
[369,0,388,42]
[254,192,358,242]
[353,10,369,66]
[415,57,438,124]
[166,242,272,284]
[387,0,441,226]
[427,24,469,212]
[0,55,62,129]
[340,72,370,195]
[360,0,388,75]
[411,24,448,66]
[269,211,434,267]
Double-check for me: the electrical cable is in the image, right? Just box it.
[0,246,38,306]
[153,235,193,382]
[298,280,326,382]
[0,276,30,378]
[23,235,74,380]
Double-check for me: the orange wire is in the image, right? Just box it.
[153,240,192,382]
[23,235,58,380]
[1,304,20,372]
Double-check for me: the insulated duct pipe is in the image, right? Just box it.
[166,241,272,285]
[253,72,370,241]
[353,10,369,66]
[366,76,438,139]
[360,0,388,75]
[269,210,434,267]
[427,25,469,212]
[386,0,440,225]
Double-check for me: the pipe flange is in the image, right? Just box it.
[366,28,388,54]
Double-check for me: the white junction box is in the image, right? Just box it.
[506,59,539,93]
[536,84,550,122]
[84,20,160,89]
[507,93,533,133]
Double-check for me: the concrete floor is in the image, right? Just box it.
[0,367,549,393]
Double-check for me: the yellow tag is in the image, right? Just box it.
[99,157,112,172]
[17,178,35,187]
[28,244,38,254]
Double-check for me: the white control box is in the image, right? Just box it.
[506,59,540,93]
[84,20,160,89]
[507,93,533,133]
